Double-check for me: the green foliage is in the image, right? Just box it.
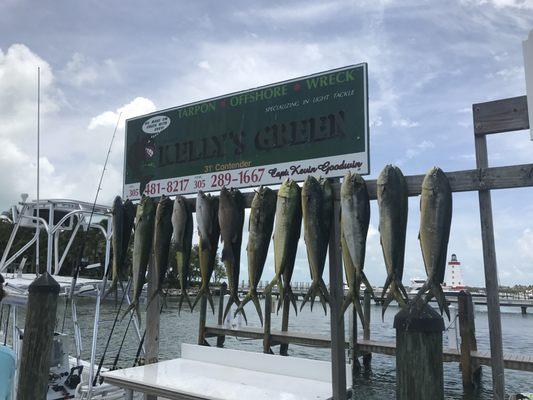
[187,244,227,285]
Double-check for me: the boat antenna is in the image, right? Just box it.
[36,67,40,276]
[61,112,122,331]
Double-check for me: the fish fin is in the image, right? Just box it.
[381,275,392,302]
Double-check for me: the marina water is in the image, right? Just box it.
[63,296,533,399]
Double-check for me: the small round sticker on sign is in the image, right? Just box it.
[142,115,171,135]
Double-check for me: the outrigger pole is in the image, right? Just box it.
[36,66,40,275]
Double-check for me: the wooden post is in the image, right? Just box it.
[198,295,208,346]
[458,290,481,390]
[394,299,445,400]
[328,180,347,400]
[217,282,227,347]
[17,272,59,400]
[145,259,159,400]
[363,288,372,367]
[474,132,505,399]
[350,304,360,383]
[263,292,273,354]
[280,290,290,356]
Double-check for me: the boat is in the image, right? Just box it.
[0,197,143,400]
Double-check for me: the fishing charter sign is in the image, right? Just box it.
[123,63,369,199]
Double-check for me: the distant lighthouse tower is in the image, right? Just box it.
[445,254,466,289]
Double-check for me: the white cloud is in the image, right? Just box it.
[461,0,533,9]
[61,52,119,87]
[88,97,156,130]
[392,118,420,128]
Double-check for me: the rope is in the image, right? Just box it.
[92,278,131,386]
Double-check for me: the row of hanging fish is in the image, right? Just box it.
[109,164,452,326]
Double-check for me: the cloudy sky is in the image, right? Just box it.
[0,0,532,287]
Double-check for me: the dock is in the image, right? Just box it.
[204,324,533,372]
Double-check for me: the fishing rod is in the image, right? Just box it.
[132,288,169,367]
[61,112,122,333]
[92,278,131,386]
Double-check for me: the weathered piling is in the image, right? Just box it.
[394,299,445,400]
[217,282,227,347]
[363,288,372,368]
[458,290,481,390]
[198,295,208,346]
[350,304,361,382]
[263,292,273,354]
[145,259,159,366]
[328,179,347,400]
[279,290,290,356]
[17,272,60,400]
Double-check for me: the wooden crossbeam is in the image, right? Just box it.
[185,163,533,211]
[203,325,533,372]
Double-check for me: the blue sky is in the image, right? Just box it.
[0,0,532,286]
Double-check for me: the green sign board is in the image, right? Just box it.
[124,63,368,199]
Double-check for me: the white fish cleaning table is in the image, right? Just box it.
[102,344,351,400]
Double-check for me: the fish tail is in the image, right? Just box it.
[251,293,263,326]
[278,284,298,315]
[287,285,298,315]
[389,281,407,308]
[361,273,375,300]
[318,278,330,303]
[381,290,395,320]
[235,292,251,317]
[192,285,211,312]
[178,290,193,315]
[317,288,327,315]
[381,275,392,303]
[223,295,235,321]
[264,274,280,295]
[207,289,215,314]
[341,287,354,315]
[102,278,118,301]
[397,280,409,302]
[300,281,318,311]
[415,280,430,302]
[431,282,450,320]
[122,301,140,324]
